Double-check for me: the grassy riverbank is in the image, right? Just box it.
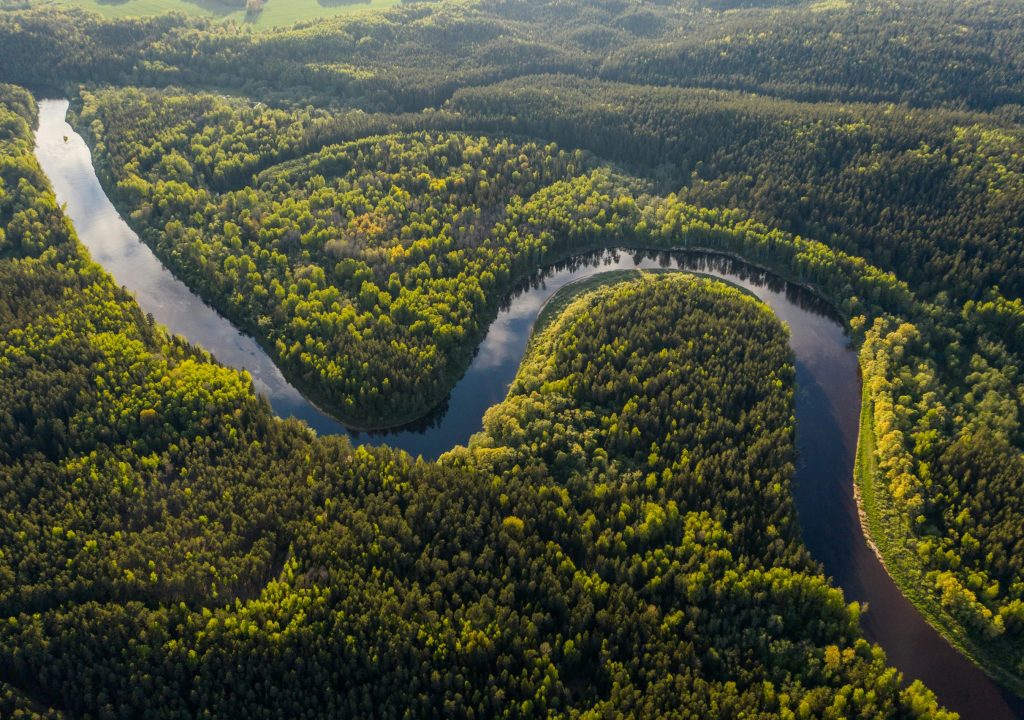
[854,392,1024,697]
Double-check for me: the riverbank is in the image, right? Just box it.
[855,393,1024,699]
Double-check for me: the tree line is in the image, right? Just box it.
[2,0,1024,111]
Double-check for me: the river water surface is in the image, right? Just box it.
[33,98,1024,719]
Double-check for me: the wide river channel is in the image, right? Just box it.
[34,98,1024,719]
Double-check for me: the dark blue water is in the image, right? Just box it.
[34,98,1024,719]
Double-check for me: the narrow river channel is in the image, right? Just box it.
[33,98,1024,719]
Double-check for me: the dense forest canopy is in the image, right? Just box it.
[447,75,1024,301]
[2,0,1024,110]
[0,84,954,716]
[1,0,1024,715]
[75,87,598,426]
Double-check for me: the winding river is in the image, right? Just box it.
[33,98,1024,719]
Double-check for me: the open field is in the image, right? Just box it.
[43,0,400,28]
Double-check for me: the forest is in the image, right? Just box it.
[0,82,954,716]
[1,0,1024,716]
[2,0,1024,111]
[65,88,1024,693]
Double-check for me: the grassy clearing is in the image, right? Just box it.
[854,392,1024,696]
[44,0,400,29]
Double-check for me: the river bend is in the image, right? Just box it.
[33,98,1024,719]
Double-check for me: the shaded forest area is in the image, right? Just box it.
[2,0,1024,110]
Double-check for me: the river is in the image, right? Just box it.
[33,98,1024,719]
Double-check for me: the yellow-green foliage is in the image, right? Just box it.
[2,0,1024,699]
[0,92,952,715]
[71,81,1024,687]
